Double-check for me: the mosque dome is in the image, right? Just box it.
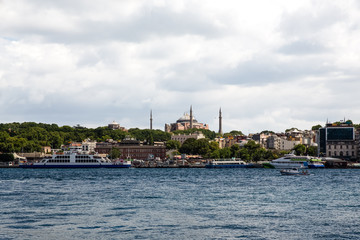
[108,120,121,130]
[176,113,197,123]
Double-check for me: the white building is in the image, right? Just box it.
[267,135,300,150]
[171,132,205,145]
[215,137,226,149]
[82,139,97,153]
[280,138,301,150]
[251,133,272,148]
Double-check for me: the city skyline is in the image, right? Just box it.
[1,1,360,134]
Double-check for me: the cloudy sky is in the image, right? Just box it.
[1,0,360,134]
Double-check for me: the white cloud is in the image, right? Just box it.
[0,0,360,133]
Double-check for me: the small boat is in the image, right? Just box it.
[280,168,310,175]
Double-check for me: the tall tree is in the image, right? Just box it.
[230,144,240,157]
[306,146,318,156]
[166,140,181,150]
[194,138,211,156]
[179,138,196,154]
[293,144,306,155]
[219,147,231,158]
[311,125,322,130]
[109,147,121,160]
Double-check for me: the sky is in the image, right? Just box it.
[1,0,360,134]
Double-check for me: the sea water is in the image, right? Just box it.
[1,168,360,240]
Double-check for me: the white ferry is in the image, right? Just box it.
[19,146,131,168]
[270,153,323,169]
[205,159,253,168]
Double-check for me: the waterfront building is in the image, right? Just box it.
[63,143,82,151]
[95,141,166,160]
[165,106,209,132]
[60,141,97,154]
[318,120,358,160]
[82,139,97,153]
[18,152,46,161]
[171,132,206,145]
[41,146,51,154]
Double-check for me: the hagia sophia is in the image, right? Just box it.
[164,106,210,132]
[109,106,223,135]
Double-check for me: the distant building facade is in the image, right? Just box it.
[253,129,317,151]
[252,133,271,148]
[171,132,206,145]
[267,135,301,151]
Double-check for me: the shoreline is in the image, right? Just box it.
[2,165,359,169]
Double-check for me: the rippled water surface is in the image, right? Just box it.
[1,168,360,239]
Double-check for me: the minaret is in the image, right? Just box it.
[219,107,223,135]
[150,110,153,130]
[190,105,193,129]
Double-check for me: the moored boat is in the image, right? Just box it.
[205,159,253,168]
[19,147,131,168]
[307,158,325,168]
[270,153,323,169]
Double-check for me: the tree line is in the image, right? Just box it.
[167,138,319,162]
[168,138,288,161]
[0,122,319,161]
[0,122,223,154]
[0,122,172,153]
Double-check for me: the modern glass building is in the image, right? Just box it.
[318,123,357,160]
